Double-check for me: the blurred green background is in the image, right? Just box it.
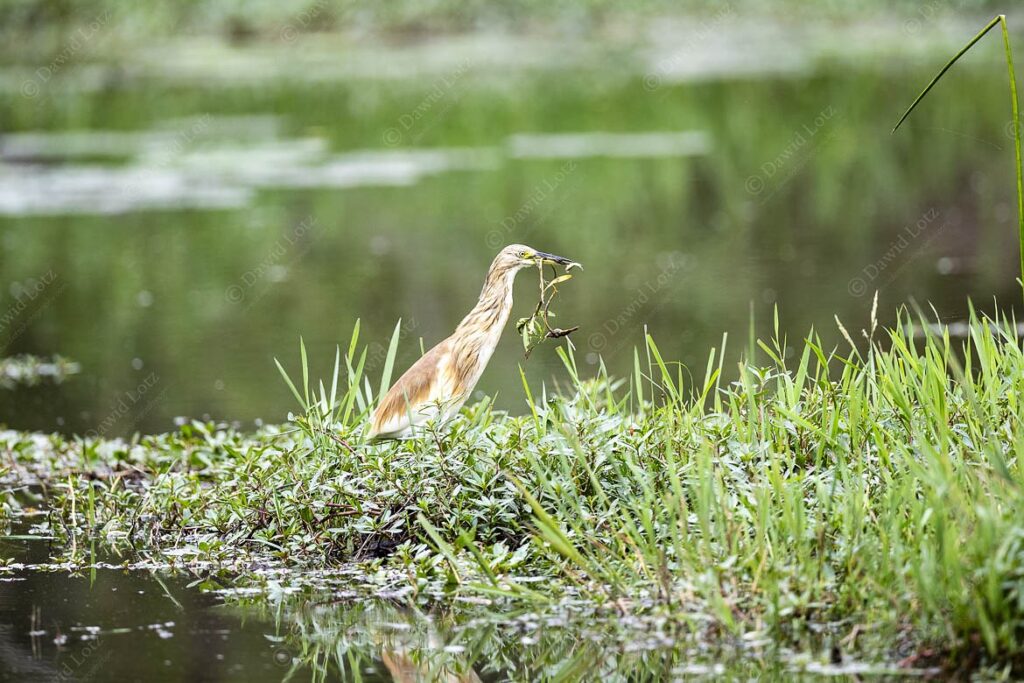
[0,1,1021,434]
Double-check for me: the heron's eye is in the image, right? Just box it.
[519,250,530,258]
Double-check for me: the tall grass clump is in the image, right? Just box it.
[19,303,1024,671]
[508,306,1024,666]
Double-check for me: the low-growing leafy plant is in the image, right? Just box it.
[6,303,1024,674]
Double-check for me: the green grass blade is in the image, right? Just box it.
[378,318,402,403]
[893,14,1024,293]
[275,357,305,410]
[1000,16,1024,284]
[299,336,310,407]
[892,15,1002,134]
[329,345,340,417]
[457,530,499,586]
[347,319,361,361]
[417,513,462,584]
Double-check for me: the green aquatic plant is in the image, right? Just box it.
[273,323,391,450]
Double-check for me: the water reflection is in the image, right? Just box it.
[506,131,711,159]
[0,502,935,681]
[0,125,715,216]
[1,557,918,682]
[234,594,938,681]
[0,355,79,389]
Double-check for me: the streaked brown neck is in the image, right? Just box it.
[454,262,517,337]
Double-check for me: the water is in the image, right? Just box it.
[0,23,1019,677]
[1,28,1021,435]
[0,513,304,681]
[1,505,934,681]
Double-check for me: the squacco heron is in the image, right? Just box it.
[369,244,576,440]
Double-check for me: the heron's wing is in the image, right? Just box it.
[369,338,455,439]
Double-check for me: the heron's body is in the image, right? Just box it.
[368,244,573,440]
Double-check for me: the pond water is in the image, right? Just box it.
[1,21,1011,679]
[2,25,1023,435]
[0,503,932,681]
[1,533,297,681]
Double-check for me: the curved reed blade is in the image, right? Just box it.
[893,15,1024,291]
[891,15,1002,134]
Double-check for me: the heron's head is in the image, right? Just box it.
[494,244,577,273]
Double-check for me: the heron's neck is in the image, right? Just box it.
[455,266,516,339]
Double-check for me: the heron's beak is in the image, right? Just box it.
[534,251,575,267]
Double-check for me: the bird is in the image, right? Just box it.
[368,244,576,440]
